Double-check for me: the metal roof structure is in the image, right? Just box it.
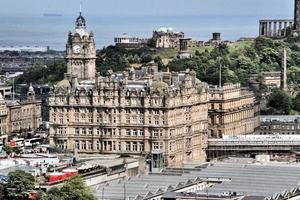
[260,115,300,123]
[93,158,300,200]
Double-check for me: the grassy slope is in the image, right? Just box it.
[152,41,254,60]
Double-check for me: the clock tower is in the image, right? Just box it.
[65,10,96,81]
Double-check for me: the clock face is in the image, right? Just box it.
[73,45,81,54]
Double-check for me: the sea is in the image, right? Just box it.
[0,14,292,50]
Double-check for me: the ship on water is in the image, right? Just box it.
[43,13,62,17]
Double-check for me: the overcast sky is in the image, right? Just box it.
[0,0,294,18]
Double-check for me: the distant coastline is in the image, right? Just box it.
[43,13,62,17]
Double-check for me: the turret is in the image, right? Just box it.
[27,83,35,101]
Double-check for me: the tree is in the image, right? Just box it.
[60,176,95,200]
[5,170,35,200]
[45,187,67,200]
[44,176,94,200]
[35,190,47,200]
[4,145,13,155]
[293,92,300,112]
[0,183,5,200]
[267,89,292,114]
[154,56,165,70]
[15,59,67,85]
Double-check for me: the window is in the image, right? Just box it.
[113,142,116,150]
[153,142,159,150]
[138,142,144,151]
[59,116,63,124]
[133,130,137,136]
[126,142,131,151]
[75,141,80,149]
[87,141,93,150]
[148,116,152,124]
[139,116,144,124]
[126,129,131,136]
[132,142,137,151]
[75,128,80,135]
[118,142,121,151]
[81,141,86,150]
[88,128,93,135]
[56,127,61,134]
[159,130,163,137]
[96,141,101,150]
[139,130,144,136]
[96,128,100,135]
[56,140,67,149]
[82,128,87,135]
[152,130,159,137]
[75,114,79,122]
[126,115,130,123]
[155,117,159,125]
[89,115,93,123]
[81,114,86,121]
[132,115,137,124]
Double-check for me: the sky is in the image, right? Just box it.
[0,0,294,18]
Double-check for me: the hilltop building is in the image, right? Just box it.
[248,72,282,92]
[48,13,209,167]
[152,27,184,49]
[178,38,191,59]
[208,32,222,45]
[258,0,299,37]
[114,33,148,49]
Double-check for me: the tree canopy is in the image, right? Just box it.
[38,176,95,200]
[5,170,35,200]
[15,59,67,85]
[265,89,292,115]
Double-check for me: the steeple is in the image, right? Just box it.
[27,83,36,101]
[65,2,96,82]
[75,1,86,31]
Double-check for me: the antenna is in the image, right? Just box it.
[80,1,83,15]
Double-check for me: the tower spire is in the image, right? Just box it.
[80,1,82,15]
[75,0,86,31]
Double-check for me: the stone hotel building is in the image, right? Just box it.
[208,84,260,138]
[49,12,209,166]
